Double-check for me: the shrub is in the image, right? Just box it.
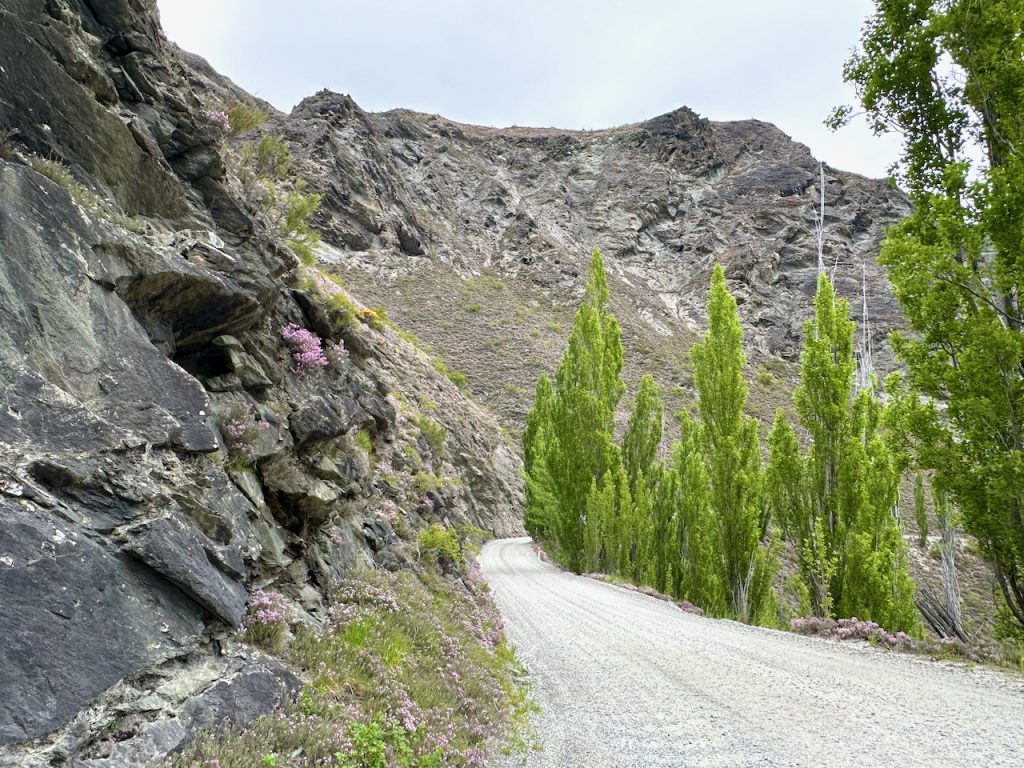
[241,134,291,181]
[280,323,328,375]
[464,302,483,313]
[418,524,463,571]
[756,366,776,386]
[313,272,360,330]
[225,101,269,137]
[221,402,269,459]
[353,428,374,455]
[170,569,533,768]
[790,615,915,649]
[243,589,289,651]
[412,471,452,496]
[358,307,387,330]
[200,108,231,133]
[279,185,322,266]
[325,338,348,368]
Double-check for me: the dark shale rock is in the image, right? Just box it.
[288,394,363,447]
[120,513,249,626]
[0,498,203,746]
[0,164,216,452]
[178,657,301,731]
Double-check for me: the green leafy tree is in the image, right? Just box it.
[523,250,624,571]
[836,0,1024,628]
[914,471,929,548]
[691,265,776,623]
[647,462,678,594]
[766,410,833,616]
[783,274,918,631]
[523,375,556,540]
[621,374,665,586]
[622,374,664,494]
[671,415,726,613]
[838,391,919,631]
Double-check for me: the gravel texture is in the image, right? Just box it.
[481,537,1024,767]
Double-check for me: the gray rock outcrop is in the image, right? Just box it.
[0,2,522,764]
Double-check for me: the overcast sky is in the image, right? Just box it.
[156,0,903,179]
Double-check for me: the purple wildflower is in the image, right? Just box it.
[200,108,230,133]
[280,323,329,375]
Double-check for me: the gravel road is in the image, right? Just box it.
[480,537,1024,768]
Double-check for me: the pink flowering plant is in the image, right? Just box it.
[171,563,534,768]
[280,323,329,375]
[787,615,996,661]
[200,108,231,133]
[325,339,349,369]
[221,402,269,460]
[242,589,289,651]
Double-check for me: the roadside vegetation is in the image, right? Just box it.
[524,252,919,634]
[169,530,535,768]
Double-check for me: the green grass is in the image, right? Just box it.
[168,564,536,768]
[415,414,447,455]
[28,155,145,232]
[431,357,469,393]
[225,101,269,137]
[412,471,455,496]
[354,428,374,455]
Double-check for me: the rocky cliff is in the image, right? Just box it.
[0,1,993,766]
[0,3,520,765]
[276,91,910,430]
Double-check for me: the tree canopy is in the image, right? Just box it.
[835,0,1024,629]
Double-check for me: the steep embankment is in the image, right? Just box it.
[0,2,521,765]
[482,538,1024,768]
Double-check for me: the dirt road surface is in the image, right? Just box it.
[481,537,1024,767]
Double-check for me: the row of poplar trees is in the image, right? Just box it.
[524,250,919,632]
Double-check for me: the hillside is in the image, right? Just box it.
[276,90,910,430]
[0,1,1005,765]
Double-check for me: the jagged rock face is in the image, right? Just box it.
[280,91,910,429]
[0,2,522,765]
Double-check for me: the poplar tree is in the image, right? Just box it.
[783,274,918,631]
[622,375,664,494]
[523,374,555,540]
[647,463,677,594]
[691,265,777,623]
[671,415,725,613]
[523,249,624,572]
[766,411,833,616]
[838,390,918,631]
[621,374,666,586]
